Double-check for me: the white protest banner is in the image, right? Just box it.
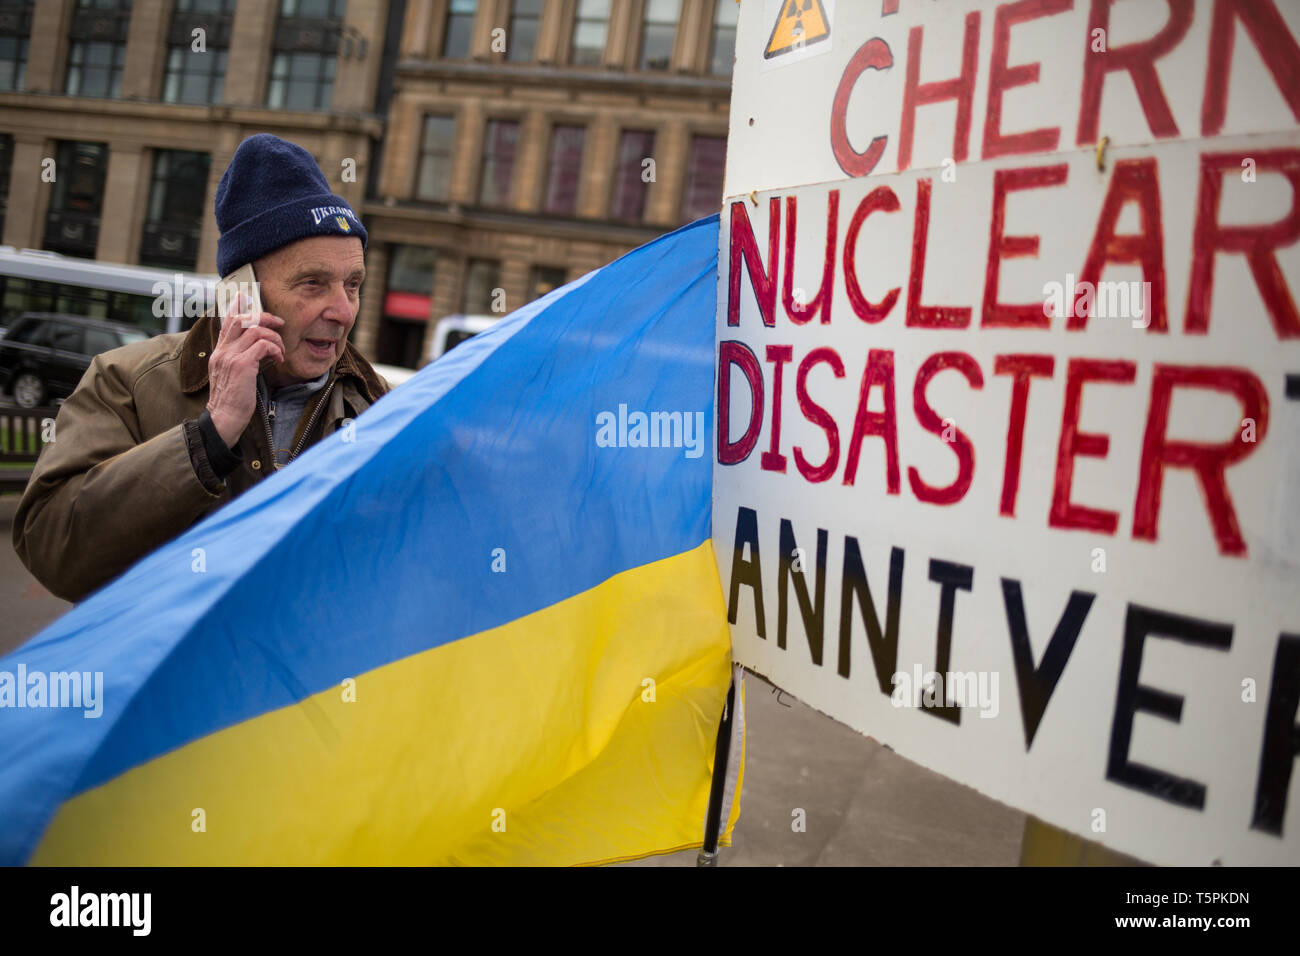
[714,0,1300,865]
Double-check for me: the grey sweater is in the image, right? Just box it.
[258,371,329,468]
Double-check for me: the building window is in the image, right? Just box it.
[163,0,233,103]
[378,244,437,368]
[478,119,519,208]
[416,115,456,201]
[506,0,540,62]
[610,129,654,221]
[709,0,737,75]
[43,141,108,258]
[681,134,726,221]
[388,244,437,297]
[0,0,31,92]
[462,258,500,314]
[65,41,127,98]
[64,0,131,97]
[442,0,476,59]
[280,0,345,15]
[542,125,585,216]
[266,0,342,110]
[0,134,11,237]
[0,37,28,92]
[163,47,227,103]
[267,51,335,110]
[529,265,566,302]
[639,0,680,71]
[139,150,211,270]
[569,0,607,67]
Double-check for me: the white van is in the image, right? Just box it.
[370,362,416,389]
[427,314,497,364]
[368,315,497,390]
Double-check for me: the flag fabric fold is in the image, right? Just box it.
[0,214,739,865]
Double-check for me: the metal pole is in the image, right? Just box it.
[696,677,736,867]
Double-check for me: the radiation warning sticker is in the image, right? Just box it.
[760,0,834,71]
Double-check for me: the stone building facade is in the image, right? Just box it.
[0,0,734,364]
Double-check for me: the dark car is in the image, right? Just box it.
[0,313,150,408]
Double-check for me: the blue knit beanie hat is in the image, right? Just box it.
[215,133,367,278]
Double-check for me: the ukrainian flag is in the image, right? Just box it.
[0,215,741,865]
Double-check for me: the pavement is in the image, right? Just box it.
[0,490,1027,866]
[625,674,1026,866]
[0,494,72,659]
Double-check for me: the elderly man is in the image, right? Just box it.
[14,134,389,602]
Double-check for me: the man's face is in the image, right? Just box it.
[254,235,365,385]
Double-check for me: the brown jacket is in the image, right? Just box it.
[13,313,389,602]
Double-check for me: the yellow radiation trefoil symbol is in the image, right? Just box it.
[765,0,831,59]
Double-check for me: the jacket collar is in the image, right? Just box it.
[179,313,386,404]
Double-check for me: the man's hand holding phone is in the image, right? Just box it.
[206,293,285,448]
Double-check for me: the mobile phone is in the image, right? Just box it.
[215,262,263,327]
[214,262,277,373]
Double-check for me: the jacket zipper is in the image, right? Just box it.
[255,392,276,469]
[289,379,337,463]
[254,378,337,471]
